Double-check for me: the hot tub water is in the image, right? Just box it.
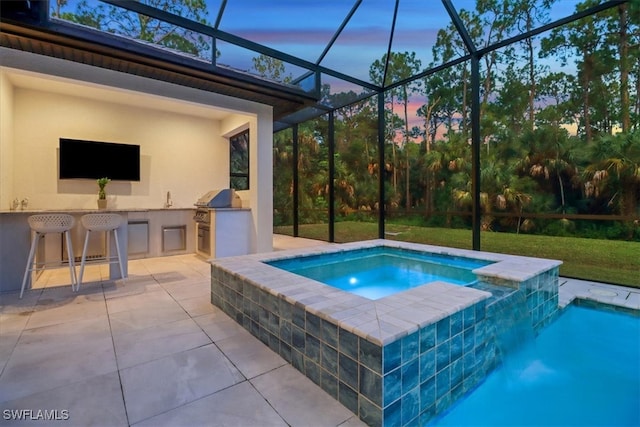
[267,247,493,299]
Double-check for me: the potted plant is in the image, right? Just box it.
[97,177,110,209]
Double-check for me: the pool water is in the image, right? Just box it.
[267,247,492,299]
[430,305,640,426]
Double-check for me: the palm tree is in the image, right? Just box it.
[583,132,640,220]
[515,126,579,214]
[495,177,534,234]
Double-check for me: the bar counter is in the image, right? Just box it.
[0,208,194,293]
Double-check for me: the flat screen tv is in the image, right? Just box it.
[59,138,140,181]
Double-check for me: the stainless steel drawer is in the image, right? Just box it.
[162,225,186,252]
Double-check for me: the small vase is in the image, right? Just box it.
[97,199,107,209]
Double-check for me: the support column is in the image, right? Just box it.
[471,56,481,251]
[378,92,386,239]
[328,111,335,243]
[292,124,299,237]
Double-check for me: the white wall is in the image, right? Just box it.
[11,87,242,210]
[253,112,274,253]
[221,109,273,253]
[0,71,15,210]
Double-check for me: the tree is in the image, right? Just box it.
[52,0,212,58]
[495,176,535,234]
[273,129,295,226]
[416,77,443,216]
[334,97,379,213]
[536,72,575,128]
[511,0,557,129]
[388,52,423,210]
[492,65,530,134]
[432,9,479,136]
[252,55,293,83]
[606,1,640,133]
[369,52,417,204]
[369,55,398,195]
[540,0,619,141]
[475,0,516,120]
[583,132,640,221]
[515,126,579,215]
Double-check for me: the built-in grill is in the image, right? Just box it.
[194,189,242,257]
[195,189,242,209]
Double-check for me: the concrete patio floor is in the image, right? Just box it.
[1,235,637,426]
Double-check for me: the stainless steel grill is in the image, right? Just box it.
[194,189,242,257]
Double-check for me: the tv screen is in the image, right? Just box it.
[59,138,140,181]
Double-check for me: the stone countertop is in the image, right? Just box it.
[0,207,252,215]
[0,207,198,214]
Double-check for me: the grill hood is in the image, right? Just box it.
[195,189,242,208]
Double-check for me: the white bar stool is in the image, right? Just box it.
[20,214,78,298]
[78,213,125,288]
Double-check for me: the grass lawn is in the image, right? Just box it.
[274,221,640,288]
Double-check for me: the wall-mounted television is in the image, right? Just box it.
[59,138,140,181]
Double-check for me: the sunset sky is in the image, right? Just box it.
[59,1,584,86]
[57,0,586,135]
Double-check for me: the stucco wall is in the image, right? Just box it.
[0,71,15,210]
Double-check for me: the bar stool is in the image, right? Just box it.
[78,213,125,288]
[20,214,78,298]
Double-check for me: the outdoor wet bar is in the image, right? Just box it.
[0,209,128,293]
[0,208,199,293]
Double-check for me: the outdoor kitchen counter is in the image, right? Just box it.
[0,207,195,214]
[1,209,127,293]
[0,208,196,293]
[193,207,252,259]
[0,207,253,292]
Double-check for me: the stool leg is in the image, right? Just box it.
[64,230,78,291]
[20,232,40,299]
[112,229,125,281]
[78,229,91,290]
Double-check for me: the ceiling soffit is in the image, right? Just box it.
[0,19,318,120]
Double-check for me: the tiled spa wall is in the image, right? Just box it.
[477,266,560,333]
[210,265,496,426]
[472,266,560,375]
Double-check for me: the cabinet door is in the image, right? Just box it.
[128,221,149,256]
[162,225,186,252]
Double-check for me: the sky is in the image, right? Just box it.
[57,0,585,85]
[56,0,588,134]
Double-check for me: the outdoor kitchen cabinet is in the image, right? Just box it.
[196,208,252,258]
[127,220,149,258]
[162,225,186,252]
[128,209,195,257]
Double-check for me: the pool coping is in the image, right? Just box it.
[210,239,562,346]
[558,277,640,316]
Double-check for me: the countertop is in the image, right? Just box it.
[0,207,251,214]
[0,207,197,214]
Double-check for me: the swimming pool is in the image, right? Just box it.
[267,247,493,299]
[430,304,640,426]
[209,239,562,426]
